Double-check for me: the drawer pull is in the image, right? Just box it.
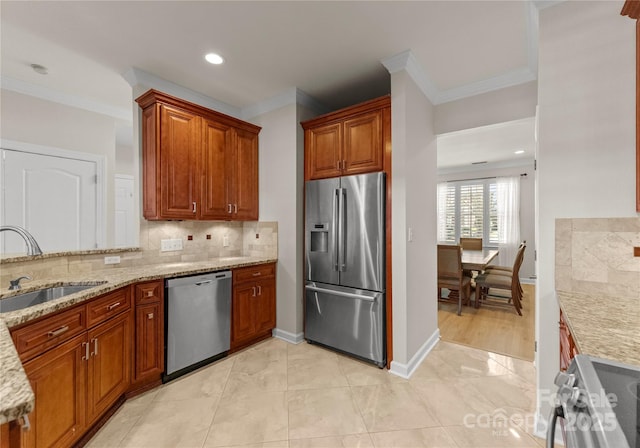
[257,285,262,296]
[252,272,261,277]
[91,338,98,357]
[148,313,154,319]
[47,325,69,338]
[107,302,121,310]
[82,341,90,361]
[21,415,30,431]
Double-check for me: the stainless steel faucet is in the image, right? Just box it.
[9,275,31,291]
[0,225,43,256]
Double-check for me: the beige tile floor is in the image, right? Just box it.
[87,338,548,448]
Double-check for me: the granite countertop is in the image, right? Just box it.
[557,290,640,367]
[0,255,276,424]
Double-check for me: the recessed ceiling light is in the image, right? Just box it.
[514,150,525,154]
[30,63,48,75]
[204,53,224,65]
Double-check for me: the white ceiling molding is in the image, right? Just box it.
[383,1,542,105]
[240,87,329,121]
[122,67,240,119]
[381,49,439,105]
[1,75,131,121]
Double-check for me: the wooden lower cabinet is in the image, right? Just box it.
[559,308,579,371]
[133,281,164,386]
[86,312,131,424]
[231,264,276,350]
[19,334,87,448]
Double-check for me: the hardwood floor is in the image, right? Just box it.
[438,283,536,361]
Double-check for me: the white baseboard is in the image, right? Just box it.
[272,328,304,344]
[389,329,440,379]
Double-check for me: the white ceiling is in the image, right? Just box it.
[1,1,541,168]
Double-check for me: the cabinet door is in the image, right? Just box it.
[135,301,164,381]
[159,105,200,219]
[305,123,343,180]
[201,119,233,220]
[20,334,87,448]
[232,128,259,220]
[343,110,383,176]
[231,283,256,347]
[86,312,131,424]
[254,278,276,334]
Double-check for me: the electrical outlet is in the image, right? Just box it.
[223,235,230,247]
[104,256,121,265]
[408,227,414,242]
[161,239,183,252]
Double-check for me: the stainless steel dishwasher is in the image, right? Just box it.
[164,270,231,382]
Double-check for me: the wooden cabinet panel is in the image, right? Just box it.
[343,110,383,175]
[135,301,163,381]
[302,96,389,181]
[231,283,256,346]
[159,105,200,219]
[20,334,87,448]
[86,288,131,328]
[231,263,276,350]
[305,123,342,180]
[136,89,261,221]
[134,282,162,306]
[86,312,131,424]
[254,278,276,334]
[12,306,86,363]
[233,128,259,220]
[200,119,233,220]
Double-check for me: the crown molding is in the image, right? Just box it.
[240,87,329,120]
[381,50,439,104]
[122,67,241,118]
[1,75,131,121]
[382,1,542,105]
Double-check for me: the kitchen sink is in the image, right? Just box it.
[0,283,106,313]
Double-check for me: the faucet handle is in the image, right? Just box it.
[9,276,31,291]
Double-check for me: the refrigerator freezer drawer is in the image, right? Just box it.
[305,282,385,367]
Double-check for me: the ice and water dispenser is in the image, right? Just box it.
[310,223,329,253]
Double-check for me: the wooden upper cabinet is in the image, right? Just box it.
[159,105,200,219]
[136,89,261,221]
[302,96,389,181]
[233,128,259,221]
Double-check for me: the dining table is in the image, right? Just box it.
[461,248,499,271]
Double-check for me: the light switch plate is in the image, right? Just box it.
[223,235,230,247]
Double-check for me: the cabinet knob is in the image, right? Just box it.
[148,313,154,319]
[147,291,154,297]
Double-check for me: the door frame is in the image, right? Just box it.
[0,138,107,249]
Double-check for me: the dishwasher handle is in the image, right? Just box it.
[195,280,213,286]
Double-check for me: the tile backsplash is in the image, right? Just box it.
[555,218,640,298]
[1,221,277,285]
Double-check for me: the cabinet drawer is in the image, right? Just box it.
[135,281,163,305]
[86,288,131,328]
[12,305,86,362]
[233,263,275,285]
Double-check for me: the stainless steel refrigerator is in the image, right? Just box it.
[304,171,385,367]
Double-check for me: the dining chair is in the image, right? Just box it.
[459,237,483,250]
[437,244,472,316]
[483,242,526,299]
[474,246,524,315]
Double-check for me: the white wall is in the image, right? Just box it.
[390,70,439,375]
[252,103,304,339]
[1,89,119,247]
[435,81,537,135]
[536,0,636,435]
[438,162,536,279]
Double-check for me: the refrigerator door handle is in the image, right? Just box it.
[339,188,346,272]
[333,188,340,271]
[306,285,376,302]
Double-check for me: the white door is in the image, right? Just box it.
[1,148,99,253]
[114,175,135,247]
